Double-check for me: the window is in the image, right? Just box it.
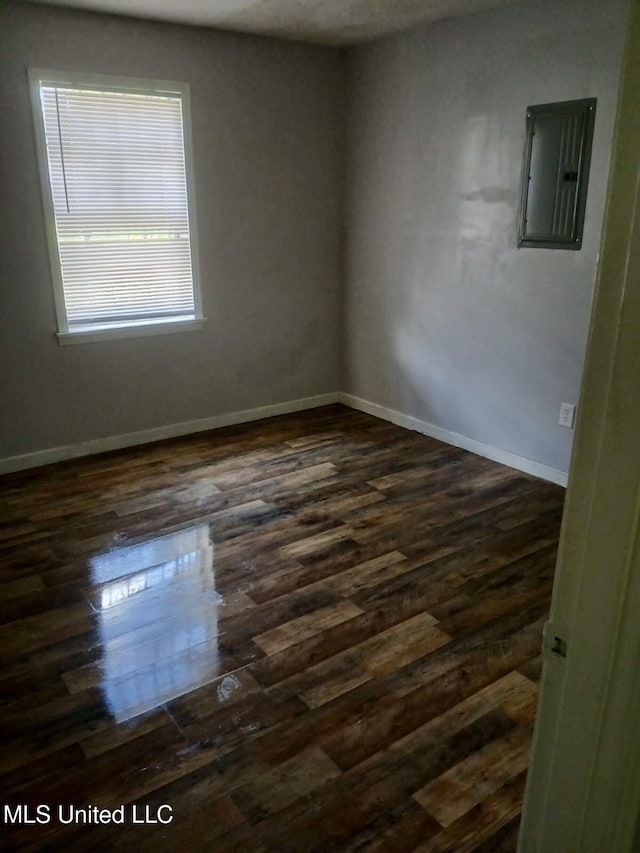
[29,70,203,344]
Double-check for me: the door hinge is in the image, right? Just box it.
[543,621,568,659]
[550,636,567,658]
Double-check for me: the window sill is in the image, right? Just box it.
[56,317,206,346]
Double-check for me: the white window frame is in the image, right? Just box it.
[29,69,205,345]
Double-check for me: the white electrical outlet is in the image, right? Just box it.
[559,402,576,429]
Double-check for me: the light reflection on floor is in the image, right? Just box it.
[89,524,223,722]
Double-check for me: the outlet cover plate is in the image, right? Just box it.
[559,402,576,428]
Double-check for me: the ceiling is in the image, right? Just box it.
[22,0,522,45]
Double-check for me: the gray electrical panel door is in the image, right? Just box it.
[518,99,596,250]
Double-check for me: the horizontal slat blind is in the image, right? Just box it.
[39,85,195,329]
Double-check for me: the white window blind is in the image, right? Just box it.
[32,73,201,339]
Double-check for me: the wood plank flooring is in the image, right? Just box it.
[0,405,564,851]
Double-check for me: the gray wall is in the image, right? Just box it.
[0,0,630,474]
[344,0,628,474]
[0,2,344,459]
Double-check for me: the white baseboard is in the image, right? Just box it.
[0,393,340,475]
[0,390,568,486]
[338,392,568,487]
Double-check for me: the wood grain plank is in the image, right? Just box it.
[254,598,364,655]
[414,724,533,827]
[0,405,563,852]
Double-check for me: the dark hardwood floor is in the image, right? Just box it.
[0,405,564,851]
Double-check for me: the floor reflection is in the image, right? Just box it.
[89,524,222,722]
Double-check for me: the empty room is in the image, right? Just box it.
[1,0,639,850]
